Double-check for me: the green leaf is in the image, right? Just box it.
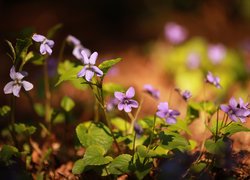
[24,51,34,64]
[60,96,75,112]
[107,154,132,175]
[191,162,207,174]
[83,145,112,166]
[15,38,32,62]
[56,65,84,86]
[0,105,11,117]
[14,123,36,135]
[136,145,157,158]
[98,58,121,75]
[46,23,63,39]
[111,117,131,132]
[221,123,250,136]
[5,40,16,62]
[168,119,191,135]
[72,159,86,174]
[205,138,228,155]
[159,131,190,152]
[103,83,124,94]
[0,145,19,165]
[76,122,113,152]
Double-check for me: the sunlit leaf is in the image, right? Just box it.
[15,38,32,62]
[98,58,121,75]
[221,123,250,136]
[14,123,36,135]
[60,96,75,112]
[111,117,131,132]
[56,65,83,86]
[72,159,86,174]
[0,105,11,117]
[5,40,16,62]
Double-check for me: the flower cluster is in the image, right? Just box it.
[156,102,180,124]
[3,66,33,97]
[220,97,250,123]
[32,34,54,55]
[114,87,139,113]
[77,51,103,82]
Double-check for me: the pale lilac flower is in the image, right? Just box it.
[106,98,119,111]
[186,52,200,69]
[114,87,139,113]
[32,34,54,55]
[77,51,103,82]
[164,22,187,44]
[156,102,180,124]
[3,66,33,97]
[206,71,221,88]
[66,35,91,59]
[208,44,226,64]
[143,84,160,99]
[220,97,250,123]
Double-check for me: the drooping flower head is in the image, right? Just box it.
[32,34,54,55]
[175,88,192,101]
[134,122,143,136]
[186,52,200,69]
[114,87,139,113]
[208,44,226,64]
[220,97,250,123]
[164,22,187,44]
[3,66,33,97]
[156,102,180,124]
[143,84,160,99]
[77,50,103,82]
[205,71,221,88]
[66,35,91,59]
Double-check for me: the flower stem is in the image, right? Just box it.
[58,39,66,62]
[10,96,18,147]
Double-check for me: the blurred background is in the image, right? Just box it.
[0,0,250,144]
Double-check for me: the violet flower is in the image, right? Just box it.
[143,84,160,99]
[32,34,54,55]
[164,22,187,44]
[66,35,91,59]
[77,51,103,82]
[114,87,139,113]
[175,88,192,101]
[156,102,180,124]
[208,44,226,64]
[3,66,33,97]
[206,71,221,88]
[106,98,119,111]
[134,122,143,136]
[220,97,250,123]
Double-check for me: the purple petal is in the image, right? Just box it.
[92,66,103,77]
[229,97,237,108]
[12,84,21,97]
[166,117,177,124]
[169,110,180,116]
[239,117,246,123]
[77,66,87,77]
[126,87,135,98]
[118,103,124,111]
[229,114,238,122]
[46,40,54,48]
[22,81,33,91]
[81,50,89,64]
[15,72,25,80]
[66,35,81,46]
[85,69,94,81]
[40,44,47,55]
[124,104,132,112]
[89,52,98,65]
[220,105,230,113]
[206,72,214,83]
[45,44,52,55]
[4,81,14,94]
[157,102,168,112]
[129,100,139,108]
[10,66,16,80]
[73,46,83,60]
[156,111,166,118]
[114,92,125,101]
[32,34,45,42]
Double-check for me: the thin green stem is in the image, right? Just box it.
[147,114,157,151]
[10,96,18,147]
[58,39,66,62]
[131,131,137,163]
